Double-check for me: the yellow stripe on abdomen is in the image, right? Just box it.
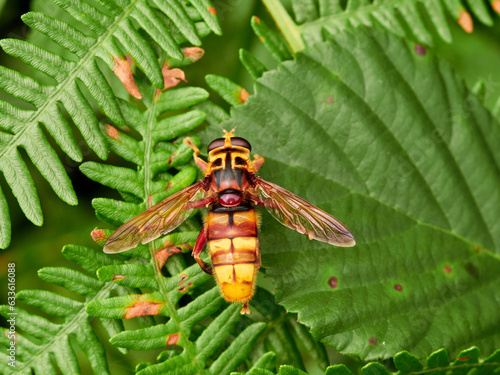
[207,210,260,304]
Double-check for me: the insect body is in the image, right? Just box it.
[207,208,260,310]
[104,130,355,314]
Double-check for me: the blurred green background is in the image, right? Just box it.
[0,0,499,373]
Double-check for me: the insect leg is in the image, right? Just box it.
[183,137,208,172]
[251,196,270,207]
[186,196,216,209]
[193,226,212,275]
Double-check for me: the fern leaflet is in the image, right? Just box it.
[0,0,220,249]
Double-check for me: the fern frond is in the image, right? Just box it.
[0,0,220,248]
[0,245,135,374]
[265,0,500,51]
[230,347,500,374]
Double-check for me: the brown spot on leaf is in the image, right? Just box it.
[167,152,178,165]
[368,337,377,345]
[254,17,260,24]
[259,37,264,42]
[166,333,180,346]
[208,6,216,15]
[394,283,403,292]
[457,10,473,33]
[465,263,479,278]
[181,47,205,64]
[91,229,108,245]
[112,55,142,99]
[155,244,189,268]
[414,44,426,55]
[473,245,485,253]
[112,274,125,281]
[106,124,120,141]
[457,356,470,361]
[177,273,193,293]
[239,88,250,103]
[176,282,193,293]
[443,265,452,274]
[325,96,334,104]
[124,302,162,319]
[327,276,338,289]
[492,0,500,13]
[162,66,186,90]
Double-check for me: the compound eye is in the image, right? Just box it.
[231,137,251,151]
[207,138,224,152]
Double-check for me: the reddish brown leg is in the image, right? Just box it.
[184,137,208,172]
[252,196,270,207]
[193,226,212,275]
[187,196,216,209]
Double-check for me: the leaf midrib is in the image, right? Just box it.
[143,88,206,373]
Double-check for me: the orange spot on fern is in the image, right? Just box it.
[239,88,250,103]
[181,47,205,64]
[492,0,500,13]
[112,274,125,281]
[155,244,190,268]
[208,6,216,15]
[112,55,142,99]
[159,65,186,95]
[124,302,162,319]
[457,10,473,33]
[166,333,180,346]
[91,229,108,245]
[106,124,120,141]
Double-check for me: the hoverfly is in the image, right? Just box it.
[104,130,355,314]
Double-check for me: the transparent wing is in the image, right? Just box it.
[255,177,355,247]
[103,182,206,253]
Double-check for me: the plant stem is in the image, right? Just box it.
[262,0,305,53]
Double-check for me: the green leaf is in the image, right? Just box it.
[209,27,500,360]
[279,0,498,48]
[240,48,268,79]
[361,363,390,375]
[209,322,267,375]
[394,351,423,374]
[0,246,133,375]
[278,365,308,375]
[0,0,219,248]
[325,364,354,375]
[206,74,250,106]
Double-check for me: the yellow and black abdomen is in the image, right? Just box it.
[207,206,260,308]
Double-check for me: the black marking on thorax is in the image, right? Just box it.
[212,151,244,190]
[211,201,252,213]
